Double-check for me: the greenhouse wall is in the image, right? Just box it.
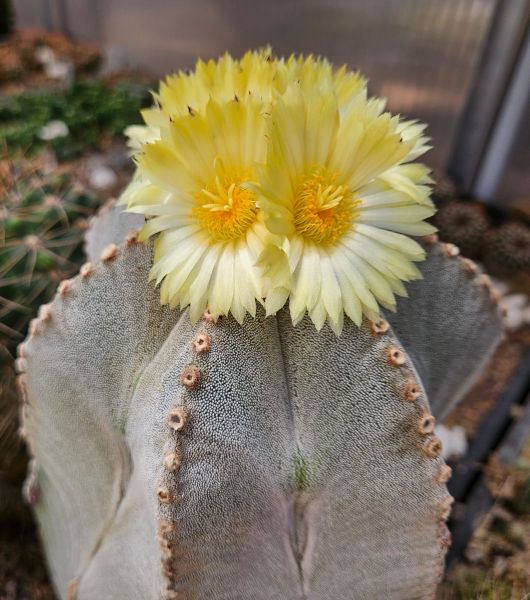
[14,0,529,203]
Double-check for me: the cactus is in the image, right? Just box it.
[0,167,101,353]
[432,200,489,259]
[16,207,504,598]
[483,222,530,277]
[431,171,457,204]
[17,51,505,598]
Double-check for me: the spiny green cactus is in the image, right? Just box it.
[16,206,503,599]
[0,169,101,353]
[432,200,489,259]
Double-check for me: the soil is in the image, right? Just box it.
[438,439,530,599]
[445,326,530,438]
[0,518,55,600]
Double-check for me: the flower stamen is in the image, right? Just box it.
[294,169,360,244]
[194,171,258,242]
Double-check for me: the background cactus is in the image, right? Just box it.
[432,200,489,259]
[0,167,101,353]
[483,222,530,278]
[16,206,504,599]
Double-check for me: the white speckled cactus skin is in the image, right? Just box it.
[16,204,503,600]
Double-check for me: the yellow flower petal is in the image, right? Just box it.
[258,75,433,331]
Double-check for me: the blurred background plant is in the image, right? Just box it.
[0,81,151,160]
[0,165,101,352]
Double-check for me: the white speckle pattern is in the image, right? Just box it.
[20,237,503,599]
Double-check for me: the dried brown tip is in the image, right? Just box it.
[181,365,201,388]
[387,345,406,367]
[14,358,27,375]
[167,407,188,432]
[80,262,95,279]
[161,557,175,578]
[67,578,80,600]
[403,379,421,401]
[58,279,72,298]
[101,243,119,262]
[436,464,453,485]
[422,233,438,246]
[192,330,211,354]
[28,319,41,337]
[438,521,452,549]
[157,487,173,504]
[416,412,436,435]
[163,451,182,472]
[422,436,443,459]
[202,308,217,323]
[158,535,173,556]
[479,273,491,290]
[38,305,52,323]
[441,243,460,258]
[461,257,478,274]
[158,519,176,537]
[489,287,501,304]
[16,375,28,404]
[369,318,389,334]
[126,230,140,246]
[438,495,454,521]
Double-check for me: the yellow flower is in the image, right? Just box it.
[125,50,367,156]
[127,98,269,323]
[258,84,435,334]
[121,51,435,331]
[124,48,279,155]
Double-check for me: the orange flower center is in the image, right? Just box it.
[294,169,359,244]
[194,171,257,242]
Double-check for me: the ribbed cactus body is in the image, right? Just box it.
[17,207,504,599]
